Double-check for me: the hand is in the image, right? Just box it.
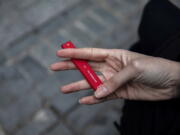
[50,48,180,104]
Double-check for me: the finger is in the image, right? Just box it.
[94,64,139,98]
[79,93,117,105]
[50,60,74,71]
[61,75,105,93]
[56,48,111,61]
[79,95,103,105]
[50,60,104,71]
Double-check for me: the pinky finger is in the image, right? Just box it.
[61,75,105,93]
[79,93,117,105]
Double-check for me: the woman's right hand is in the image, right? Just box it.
[50,48,180,104]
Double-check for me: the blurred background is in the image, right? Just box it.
[0,0,150,135]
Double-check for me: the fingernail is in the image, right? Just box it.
[79,99,82,104]
[61,86,68,92]
[49,65,55,70]
[95,85,108,98]
[49,65,52,70]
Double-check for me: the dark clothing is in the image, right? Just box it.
[119,0,180,135]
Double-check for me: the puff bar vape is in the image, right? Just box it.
[61,41,102,90]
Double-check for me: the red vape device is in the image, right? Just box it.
[61,41,102,90]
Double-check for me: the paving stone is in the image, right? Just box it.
[170,0,180,8]
[123,0,148,19]
[47,32,68,48]
[17,56,48,82]
[0,0,92,50]
[91,6,120,26]
[57,22,96,47]
[39,17,66,37]
[96,0,125,19]
[46,124,73,135]
[39,0,94,38]
[51,90,90,115]
[85,123,119,135]
[37,69,88,112]
[22,0,57,26]
[0,7,32,48]
[56,69,88,85]
[102,0,123,11]
[67,99,123,134]
[125,0,148,6]
[36,74,69,101]
[111,99,125,111]
[22,0,81,26]
[15,0,40,9]
[0,92,42,132]
[61,25,95,47]
[100,0,144,20]
[97,22,138,49]
[0,125,6,135]
[15,108,57,135]
[5,34,39,58]
[29,40,60,68]
[58,29,82,47]
[77,14,107,37]
[92,103,122,125]
[0,52,6,65]
[61,0,94,21]
[82,100,122,135]
[36,76,59,99]
[50,70,91,114]
[67,103,108,133]
[0,66,32,109]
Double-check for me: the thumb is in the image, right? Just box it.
[94,64,138,98]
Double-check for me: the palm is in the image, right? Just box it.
[97,59,151,100]
[92,55,149,100]
[100,56,175,101]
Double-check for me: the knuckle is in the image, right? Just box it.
[66,62,71,69]
[105,80,116,93]
[65,61,73,69]
[71,50,76,58]
[90,48,95,59]
[131,59,141,71]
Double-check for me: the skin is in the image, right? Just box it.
[50,48,180,105]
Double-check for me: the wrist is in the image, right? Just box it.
[174,62,180,98]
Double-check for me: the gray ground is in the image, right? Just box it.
[0,0,149,135]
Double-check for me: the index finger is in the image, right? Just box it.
[56,48,110,61]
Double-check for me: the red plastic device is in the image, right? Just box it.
[61,41,102,90]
